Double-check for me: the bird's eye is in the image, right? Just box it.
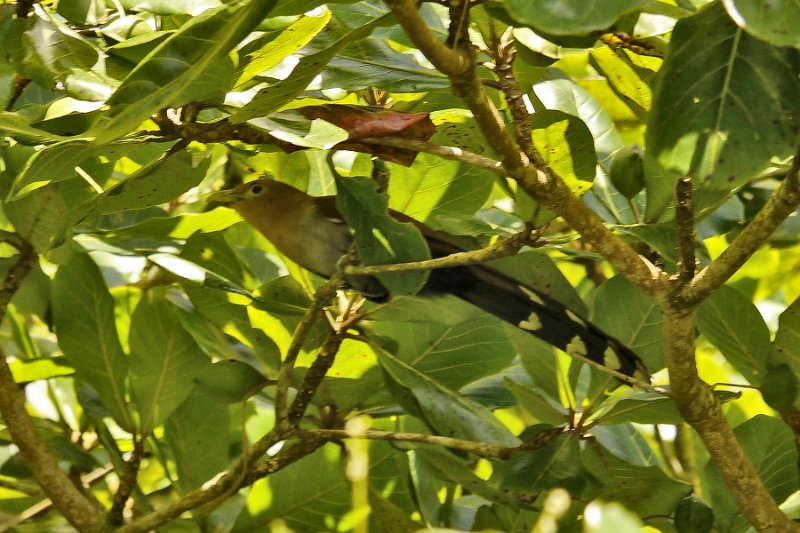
[249,183,264,195]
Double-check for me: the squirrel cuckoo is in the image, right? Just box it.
[208,179,649,382]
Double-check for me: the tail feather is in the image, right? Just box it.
[423,264,649,382]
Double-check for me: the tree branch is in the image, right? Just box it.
[275,275,341,425]
[0,243,105,533]
[663,307,798,532]
[675,177,696,282]
[383,0,664,297]
[681,151,800,305]
[294,428,515,459]
[345,225,539,277]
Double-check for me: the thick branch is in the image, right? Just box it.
[0,244,105,533]
[682,154,800,305]
[383,0,663,297]
[664,308,798,532]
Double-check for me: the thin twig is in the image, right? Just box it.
[345,226,539,277]
[294,428,515,459]
[108,436,145,526]
[675,177,696,282]
[681,149,800,306]
[359,136,505,175]
[274,276,340,425]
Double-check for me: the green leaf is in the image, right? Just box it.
[233,444,349,531]
[117,0,223,16]
[10,139,151,199]
[335,176,430,296]
[590,47,652,118]
[415,448,522,507]
[232,16,387,123]
[645,2,800,220]
[236,11,331,87]
[194,360,269,403]
[386,153,494,227]
[491,432,587,493]
[130,291,213,434]
[503,0,647,35]
[705,415,799,532]
[583,501,644,532]
[9,357,74,383]
[582,440,691,516]
[504,378,568,425]
[0,111,68,143]
[531,109,597,195]
[532,76,623,164]
[52,251,132,430]
[590,389,740,425]
[164,389,231,494]
[375,344,520,447]
[5,178,95,253]
[697,285,770,385]
[772,296,800,376]
[674,495,714,533]
[91,149,211,215]
[761,364,797,413]
[723,0,800,47]
[93,0,277,143]
[593,275,663,371]
[371,315,515,391]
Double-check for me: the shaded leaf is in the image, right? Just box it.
[194,360,269,403]
[52,252,132,430]
[335,176,430,295]
[723,0,800,47]
[375,344,520,447]
[130,291,212,434]
[503,0,646,35]
[697,285,770,385]
[645,2,800,220]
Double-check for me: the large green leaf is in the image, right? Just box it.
[645,2,800,220]
[93,0,277,143]
[772,296,800,377]
[335,176,430,296]
[371,315,515,390]
[491,432,588,494]
[723,0,800,47]
[386,154,494,227]
[235,11,331,87]
[375,344,520,447]
[697,285,770,385]
[583,440,691,516]
[10,139,155,199]
[164,389,231,494]
[503,0,647,35]
[231,16,386,123]
[705,415,798,532]
[532,109,597,195]
[592,275,663,371]
[52,252,132,430]
[233,444,349,531]
[130,291,212,435]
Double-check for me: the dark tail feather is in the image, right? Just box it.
[424,265,649,382]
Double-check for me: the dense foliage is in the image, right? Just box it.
[0,0,799,531]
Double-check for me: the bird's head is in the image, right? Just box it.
[206,178,276,210]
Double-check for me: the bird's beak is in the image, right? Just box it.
[206,189,240,210]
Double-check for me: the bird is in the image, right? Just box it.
[207,178,650,382]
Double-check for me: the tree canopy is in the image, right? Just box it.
[0,0,800,532]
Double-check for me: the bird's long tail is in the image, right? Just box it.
[424,264,650,382]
